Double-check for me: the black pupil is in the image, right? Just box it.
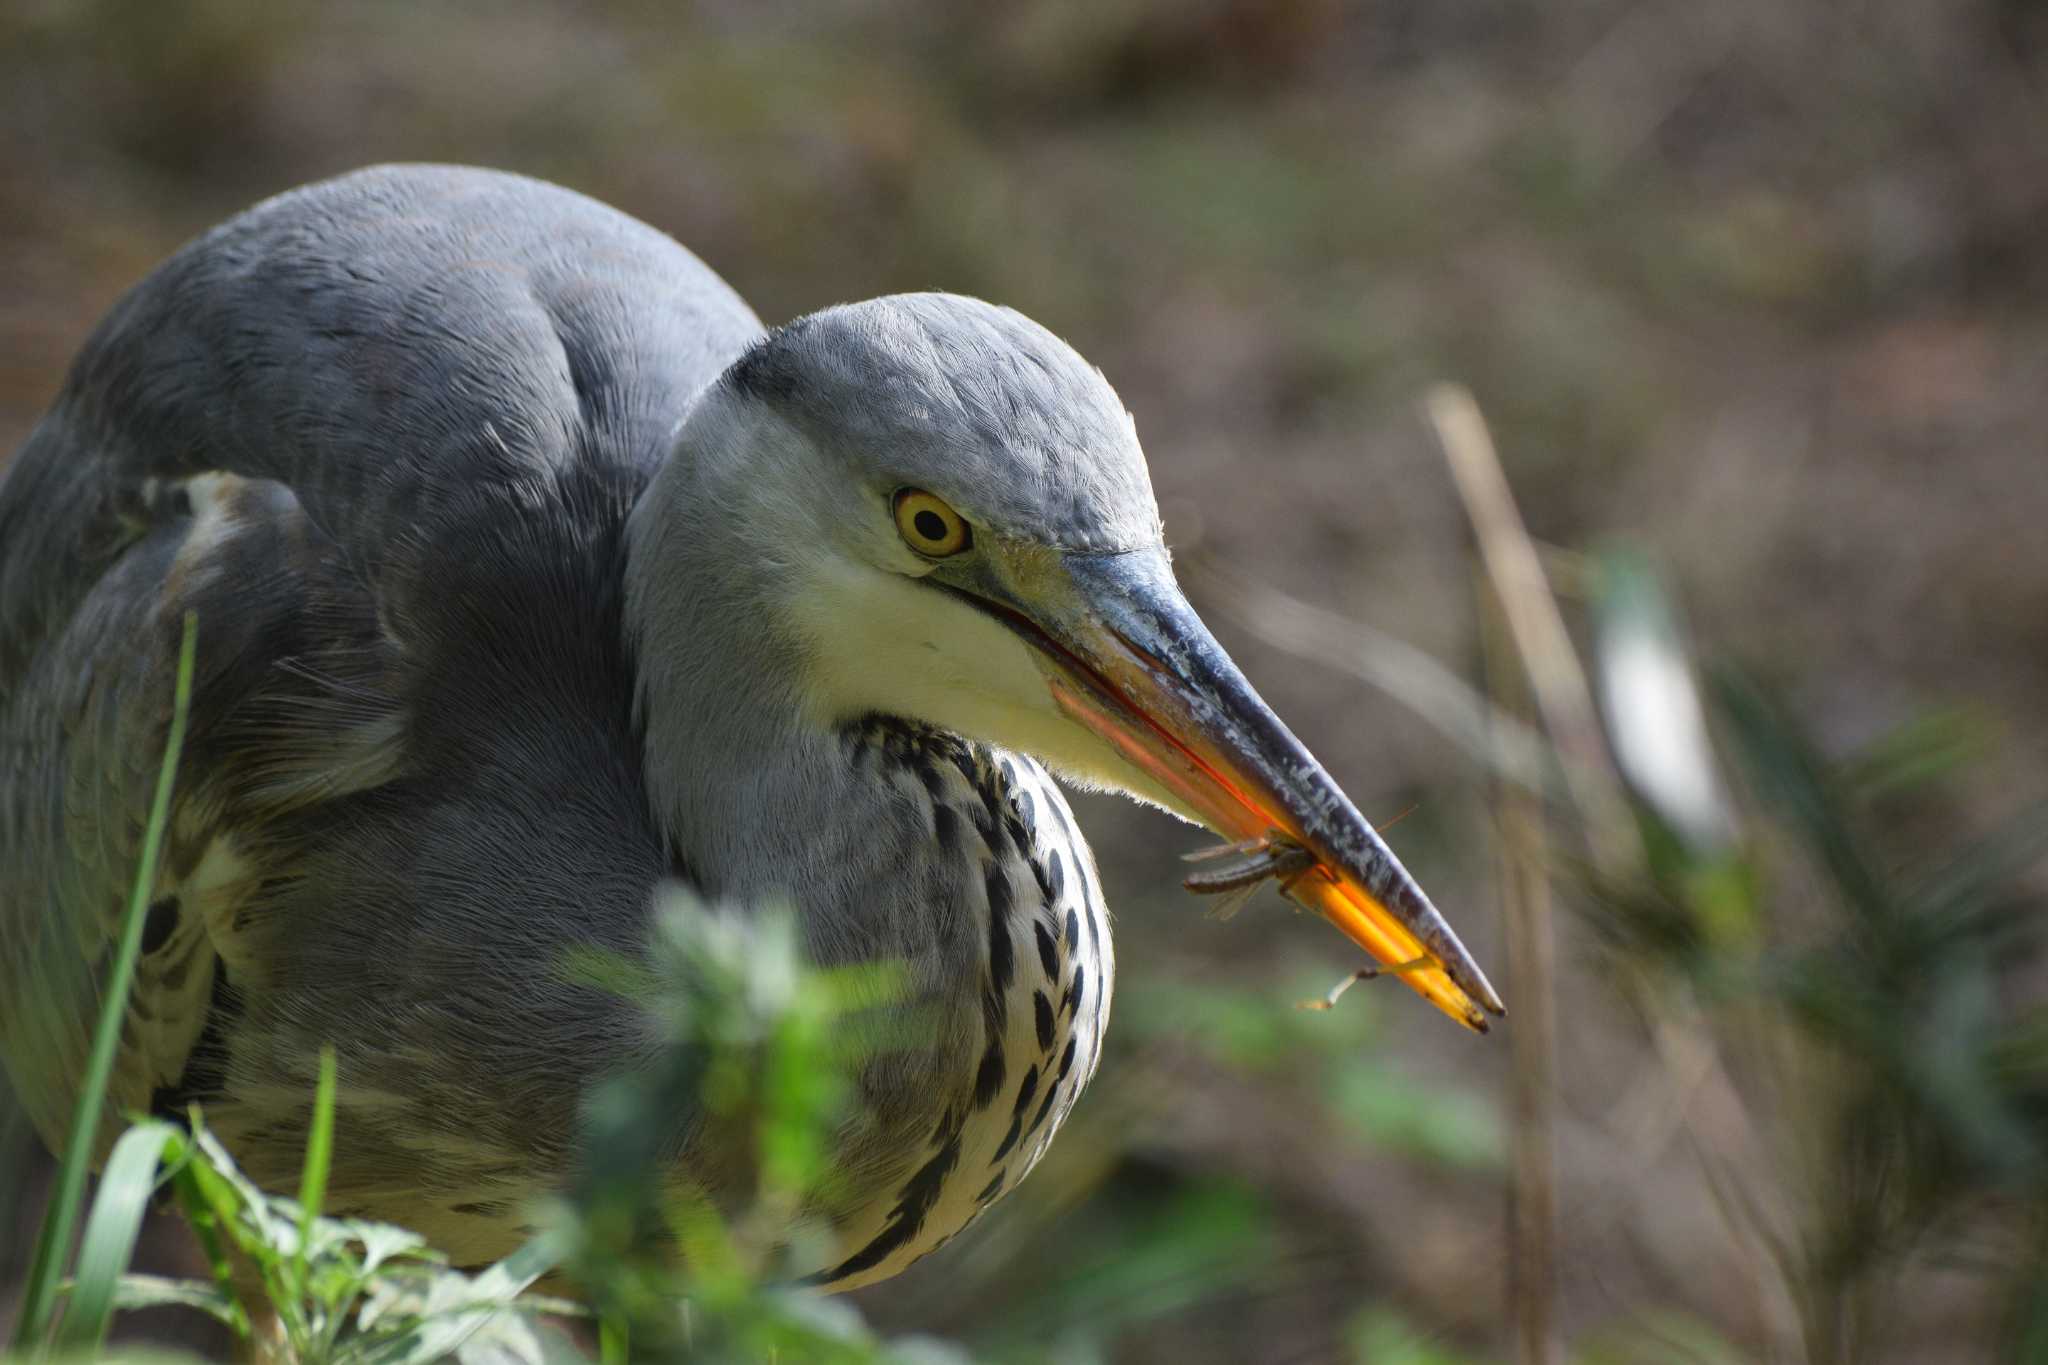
[913,509,949,543]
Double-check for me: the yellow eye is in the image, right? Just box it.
[893,488,972,557]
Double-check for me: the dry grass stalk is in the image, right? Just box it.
[1481,590,1562,1365]
[1186,561,1552,794]
[1424,383,1633,874]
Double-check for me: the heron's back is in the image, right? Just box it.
[0,165,765,1221]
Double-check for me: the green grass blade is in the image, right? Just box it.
[600,1314,628,1365]
[297,1046,339,1272]
[166,1157,255,1341]
[57,1121,185,1354]
[13,611,198,1353]
[1710,665,1893,924]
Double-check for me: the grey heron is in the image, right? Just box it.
[0,164,1500,1290]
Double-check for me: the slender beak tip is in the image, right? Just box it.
[1474,973,1507,1018]
[1446,951,1506,1022]
[1044,549,1510,1033]
[1442,993,1494,1034]
[1450,981,1500,1034]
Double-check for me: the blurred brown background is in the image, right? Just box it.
[4,2,2046,1361]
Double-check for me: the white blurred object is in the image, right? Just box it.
[1593,554,1737,853]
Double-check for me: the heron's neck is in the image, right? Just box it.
[622,426,872,914]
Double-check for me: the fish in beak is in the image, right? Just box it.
[980,549,1504,1033]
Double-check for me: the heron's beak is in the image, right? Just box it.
[1020,549,1503,1032]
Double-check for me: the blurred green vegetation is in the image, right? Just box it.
[2,565,2043,1363]
[1575,555,2048,1364]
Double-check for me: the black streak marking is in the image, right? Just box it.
[1073,855,1104,954]
[1047,790,1076,837]
[932,800,960,852]
[1047,847,1065,900]
[1065,908,1080,953]
[974,1038,1006,1110]
[981,985,1004,1045]
[1033,990,1054,1049]
[1028,852,1055,906]
[1066,965,1087,1018]
[985,867,1015,993]
[1026,1078,1061,1139]
[991,1116,1022,1163]
[912,756,946,801]
[1012,1063,1040,1119]
[976,1172,1006,1204]
[1034,921,1059,980]
[813,1131,963,1284]
[1056,1035,1077,1083]
[961,754,1001,837]
[141,897,178,955]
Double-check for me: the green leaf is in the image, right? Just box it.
[21,1351,214,1365]
[1848,706,1996,799]
[598,1314,628,1365]
[460,1232,566,1305]
[164,1147,254,1339]
[335,1218,435,1277]
[1908,802,2048,933]
[190,1125,294,1254]
[1711,666,1893,927]
[346,1233,563,1365]
[112,1274,244,1328]
[13,612,198,1352]
[56,1120,186,1354]
[175,1141,270,1263]
[449,1311,589,1365]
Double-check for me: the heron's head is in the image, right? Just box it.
[648,293,1499,1029]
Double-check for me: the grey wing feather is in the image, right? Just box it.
[0,164,762,1155]
[35,163,759,625]
[0,501,191,1148]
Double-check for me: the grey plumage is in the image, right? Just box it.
[2,161,1494,1293]
[0,165,1117,1284]
[722,293,1159,555]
